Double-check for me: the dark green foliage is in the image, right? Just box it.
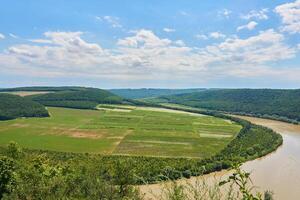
[0,145,142,200]
[158,89,300,123]
[27,88,124,109]
[0,156,16,199]
[264,191,274,200]
[109,88,206,99]
[0,94,49,120]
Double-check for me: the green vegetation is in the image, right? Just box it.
[0,91,283,199]
[0,94,49,120]
[0,143,274,200]
[110,88,206,99]
[0,143,275,200]
[0,105,282,185]
[0,103,282,199]
[0,106,241,157]
[0,142,142,200]
[26,88,124,109]
[150,89,300,123]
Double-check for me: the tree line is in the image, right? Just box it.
[155,89,300,123]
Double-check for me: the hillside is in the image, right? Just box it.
[157,89,300,123]
[109,88,206,99]
[26,88,124,109]
[0,94,49,120]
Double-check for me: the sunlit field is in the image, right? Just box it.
[0,106,241,157]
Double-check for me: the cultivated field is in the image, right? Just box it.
[0,105,241,157]
[0,91,51,96]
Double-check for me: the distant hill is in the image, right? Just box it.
[158,89,300,123]
[26,88,124,109]
[109,88,206,99]
[0,94,49,120]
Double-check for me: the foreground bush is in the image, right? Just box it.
[0,144,275,199]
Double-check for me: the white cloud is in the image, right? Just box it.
[196,32,226,40]
[0,29,297,83]
[0,33,5,39]
[174,40,185,46]
[29,39,53,44]
[205,29,295,64]
[275,0,300,34]
[241,8,269,20]
[6,31,105,72]
[117,29,173,48]
[237,21,258,31]
[209,32,226,39]
[219,9,232,18]
[163,28,175,33]
[96,15,122,28]
[195,34,208,40]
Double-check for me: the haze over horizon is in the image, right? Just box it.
[0,0,300,89]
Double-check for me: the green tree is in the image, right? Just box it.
[0,156,16,199]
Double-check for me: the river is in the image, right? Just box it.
[139,116,300,200]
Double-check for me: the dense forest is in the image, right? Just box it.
[0,109,282,199]
[153,89,300,123]
[0,94,49,120]
[26,88,125,109]
[109,88,207,99]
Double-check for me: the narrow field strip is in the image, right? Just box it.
[126,140,191,145]
[199,133,233,138]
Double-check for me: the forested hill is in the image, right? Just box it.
[109,88,206,99]
[26,88,125,109]
[159,89,300,123]
[0,94,49,120]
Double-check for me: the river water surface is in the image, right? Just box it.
[140,116,300,200]
[238,116,300,200]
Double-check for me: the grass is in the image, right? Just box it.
[0,106,241,158]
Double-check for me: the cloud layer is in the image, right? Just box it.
[1,0,300,87]
[0,28,298,84]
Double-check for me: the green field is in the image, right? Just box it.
[0,106,241,158]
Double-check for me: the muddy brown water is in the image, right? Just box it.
[139,116,300,200]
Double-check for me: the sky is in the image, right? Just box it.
[0,0,300,89]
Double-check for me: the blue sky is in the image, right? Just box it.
[0,0,300,88]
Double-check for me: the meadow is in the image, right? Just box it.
[0,105,241,158]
